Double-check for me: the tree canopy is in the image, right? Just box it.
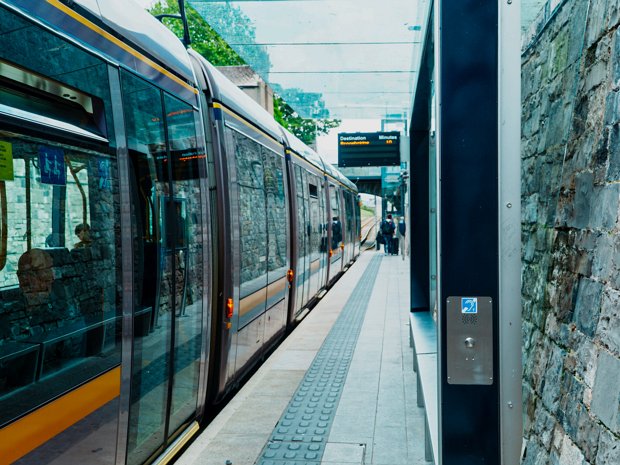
[150,0,247,66]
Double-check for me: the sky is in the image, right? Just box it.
[132,0,402,166]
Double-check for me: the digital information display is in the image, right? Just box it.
[338,131,400,167]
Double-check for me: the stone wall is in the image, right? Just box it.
[521,0,620,463]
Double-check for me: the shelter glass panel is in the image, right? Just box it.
[188,0,423,119]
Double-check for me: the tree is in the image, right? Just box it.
[189,1,271,77]
[149,0,248,67]
[274,95,340,147]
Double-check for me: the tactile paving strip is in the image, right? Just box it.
[256,256,382,465]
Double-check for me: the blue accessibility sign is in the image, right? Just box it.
[38,146,66,186]
[461,297,478,314]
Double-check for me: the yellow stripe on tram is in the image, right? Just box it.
[46,0,198,95]
[0,366,121,465]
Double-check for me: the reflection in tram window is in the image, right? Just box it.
[123,72,206,464]
[162,93,204,437]
[233,131,267,298]
[0,7,114,143]
[330,186,341,251]
[0,132,121,427]
[0,4,121,435]
[309,179,322,259]
[294,165,308,312]
[263,148,286,275]
[122,70,171,465]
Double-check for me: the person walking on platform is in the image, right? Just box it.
[380,214,396,255]
[397,216,406,260]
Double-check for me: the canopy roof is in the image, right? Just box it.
[189,0,431,120]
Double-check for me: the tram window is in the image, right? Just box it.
[0,7,122,429]
[309,175,322,260]
[162,94,205,438]
[0,130,121,427]
[263,149,286,274]
[330,186,341,249]
[121,70,170,465]
[309,183,318,198]
[165,99,204,182]
[294,165,306,258]
[0,6,114,144]
[232,131,267,294]
[294,164,303,194]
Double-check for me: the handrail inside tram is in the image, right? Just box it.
[65,157,89,229]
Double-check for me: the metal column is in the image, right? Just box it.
[433,0,522,463]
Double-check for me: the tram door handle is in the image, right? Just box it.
[446,297,493,385]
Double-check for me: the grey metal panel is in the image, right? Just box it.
[499,1,523,463]
[107,65,133,465]
[446,297,494,385]
[235,313,264,373]
[263,299,286,344]
[323,161,338,181]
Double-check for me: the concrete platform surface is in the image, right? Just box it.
[175,251,425,465]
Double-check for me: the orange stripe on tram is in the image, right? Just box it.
[0,366,121,464]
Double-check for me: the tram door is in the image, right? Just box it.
[293,165,307,314]
[122,73,206,465]
[301,171,312,304]
[327,184,342,282]
[308,177,322,295]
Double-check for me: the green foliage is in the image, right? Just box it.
[194,1,271,76]
[273,95,340,147]
[150,0,245,66]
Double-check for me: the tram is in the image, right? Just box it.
[0,1,361,464]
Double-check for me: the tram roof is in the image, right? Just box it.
[75,0,195,83]
[202,60,284,142]
[281,128,324,172]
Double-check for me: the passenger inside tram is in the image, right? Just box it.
[331,216,342,250]
[73,222,92,249]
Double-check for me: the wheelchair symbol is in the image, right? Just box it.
[461,297,478,314]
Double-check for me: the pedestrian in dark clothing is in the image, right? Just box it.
[380,214,396,255]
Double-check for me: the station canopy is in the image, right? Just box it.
[188,0,431,120]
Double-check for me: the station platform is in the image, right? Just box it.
[176,250,427,465]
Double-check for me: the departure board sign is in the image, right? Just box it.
[338,131,400,167]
